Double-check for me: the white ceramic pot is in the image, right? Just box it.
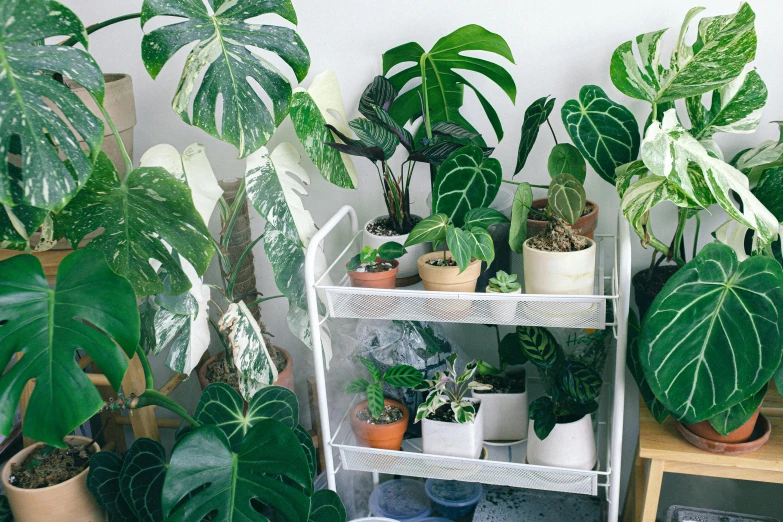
[471,389,527,441]
[527,414,596,470]
[485,286,521,323]
[363,215,432,281]
[421,399,483,459]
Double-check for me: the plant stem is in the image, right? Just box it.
[546,118,558,144]
[59,13,142,46]
[672,209,688,266]
[226,233,264,300]
[420,57,433,141]
[651,103,658,122]
[220,182,247,253]
[502,179,549,189]
[246,294,286,309]
[135,345,154,390]
[95,96,133,174]
[134,390,201,428]
[692,212,701,260]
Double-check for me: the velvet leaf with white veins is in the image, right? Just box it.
[140,0,310,158]
[432,146,501,227]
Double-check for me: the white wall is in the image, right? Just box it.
[61,0,783,518]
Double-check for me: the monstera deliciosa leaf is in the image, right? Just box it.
[0,0,105,211]
[383,24,516,141]
[57,152,214,297]
[0,250,139,446]
[140,0,310,158]
[561,85,640,185]
[640,243,783,423]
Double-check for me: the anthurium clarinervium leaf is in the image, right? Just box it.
[509,182,533,253]
[515,96,555,175]
[140,0,310,158]
[561,85,640,185]
[308,490,347,522]
[626,310,669,424]
[0,0,104,211]
[0,250,139,447]
[610,3,757,104]
[446,225,473,273]
[87,452,138,522]
[432,146,502,227]
[640,243,783,423]
[56,153,214,297]
[548,143,586,184]
[119,438,167,522]
[383,24,516,142]
[709,383,767,437]
[548,173,586,225]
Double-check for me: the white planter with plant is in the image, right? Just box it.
[485,270,522,322]
[416,355,489,459]
[363,217,431,280]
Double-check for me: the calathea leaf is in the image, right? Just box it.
[290,70,358,189]
[561,85,640,185]
[345,379,369,394]
[432,122,481,141]
[57,153,214,297]
[640,243,783,423]
[463,208,509,230]
[446,225,473,273]
[359,76,397,120]
[432,146,502,227]
[140,0,310,158]
[309,490,347,522]
[349,118,399,160]
[360,357,382,382]
[87,452,137,522]
[515,96,556,175]
[517,326,561,371]
[499,332,527,366]
[529,396,557,440]
[408,141,465,164]
[559,361,602,403]
[548,173,586,225]
[384,365,424,388]
[0,0,105,211]
[509,182,533,254]
[626,310,669,423]
[610,3,757,103]
[548,143,586,184]
[372,106,414,152]
[119,438,167,522]
[709,383,766,437]
[0,250,139,447]
[366,382,385,419]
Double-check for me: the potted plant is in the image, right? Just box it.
[344,358,424,450]
[346,242,407,289]
[517,326,602,470]
[485,270,522,322]
[414,355,490,459]
[473,325,529,442]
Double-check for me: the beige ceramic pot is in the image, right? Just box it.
[417,251,482,292]
[1,437,104,522]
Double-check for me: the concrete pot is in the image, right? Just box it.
[527,199,599,240]
[349,399,409,450]
[471,389,528,442]
[418,252,482,292]
[198,345,295,393]
[485,286,521,323]
[421,399,484,459]
[1,437,104,522]
[363,215,431,284]
[527,414,596,470]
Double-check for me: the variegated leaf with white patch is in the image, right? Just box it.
[712,219,757,262]
[621,176,691,240]
[287,304,332,368]
[730,122,783,177]
[219,302,278,401]
[140,0,310,158]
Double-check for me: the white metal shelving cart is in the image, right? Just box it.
[305,205,632,522]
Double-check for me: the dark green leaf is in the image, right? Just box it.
[0,250,138,446]
[463,208,509,230]
[476,360,504,376]
[548,173,586,225]
[347,254,362,271]
[309,489,346,522]
[349,118,399,160]
[433,146,502,227]
[499,332,527,366]
[324,125,386,162]
[432,122,480,141]
[509,182,533,253]
[626,310,669,423]
[517,326,560,371]
[446,225,473,272]
[344,379,369,394]
[709,383,766,436]
[0,494,10,522]
[408,141,465,165]
[359,76,397,120]
[548,143,587,184]
[384,365,424,388]
[467,227,495,266]
[120,438,167,522]
[559,361,602,403]
[360,357,382,382]
[378,241,407,260]
[515,96,556,175]
[529,396,557,440]
[373,106,414,152]
[753,166,783,221]
[293,424,317,481]
[404,213,448,247]
[366,382,385,419]
[88,452,137,522]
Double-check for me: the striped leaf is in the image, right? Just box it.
[360,357,382,383]
[548,174,586,225]
[344,379,369,394]
[559,361,602,404]
[468,227,495,267]
[141,0,309,158]
[626,310,669,423]
[359,76,397,120]
[529,397,557,440]
[548,143,586,184]
[709,384,766,437]
[446,225,473,273]
[561,85,640,185]
[463,207,509,230]
[515,96,556,175]
[408,141,465,164]
[366,382,385,419]
[349,118,399,160]
[509,182,533,253]
[640,243,783,423]
[433,146,502,227]
[621,175,691,240]
[610,3,757,103]
[384,365,424,388]
[687,70,767,140]
[432,122,481,141]
[373,106,414,152]
[404,213,449,247]
[517,326,561,371]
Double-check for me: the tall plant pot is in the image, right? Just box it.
[1,437,104,522]
[363,215,431,285]
[198,345,295,393]
[421,399,484,459]
[527,199,599,240]
[527,415,596,470]
[471,389,527,441]
[349,399,409,450]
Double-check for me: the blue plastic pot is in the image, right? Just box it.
[424,479,482,519]
[369,478,431,521]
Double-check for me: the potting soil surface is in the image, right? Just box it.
[472,485,601,521]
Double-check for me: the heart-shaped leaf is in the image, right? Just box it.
[515,96,556,175]
[120,438,167,522]
[509,182,533,253]
[641,243,783,423]
[87,452,137,522]
[383,365,424,388]
[0,0,105,211]
[433,146,502,227]
[561,85,640,185]
[308,490,346,522]
[140,0,310,158]
[709,383,766,436]
[626,310,669,423]
[517,326,560,371]
[529,396,557,440]
[468,227,495,267]
[404,213,449,247]
[446,225,473,272]
[0,250,139,446]
[463,208,509,230]
[548,173,586,225]
[548,143,586,183]
[559,361,602,403]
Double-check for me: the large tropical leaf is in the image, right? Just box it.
[432,146,502,227]
[56,152,214,297]
[509,182,533,253]
[119,438,167,522]
[87,452,138,522]
[383,25,516,142]
[309,490,346,522]
[640,243,783,423]
[140,0,310,158]
[515,96,555,175]
[709,383,766,437]
[548,173,586,225]
[0,250,139,446]
[290,70,358,189]
[626,310,669,424]
[0,0,104,211]
[621,175,691,241]
[561,85,640,185]
[610,3,757,104]
[517,326,561,371]
[731,123,783,174]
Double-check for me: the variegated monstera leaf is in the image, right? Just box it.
[0,0,105,212]
[141,0,310,158]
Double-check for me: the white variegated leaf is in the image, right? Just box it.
[690,70,767,140]
[699,139,724,161]
[712,220,756,262]
[731,125,783,177]
[287,304,332,368]
[621,175,691,240]
[219,301,278,401]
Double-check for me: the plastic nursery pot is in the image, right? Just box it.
[417,251,482,292]
[424,479,482,519]
[527,198,600,240]
[1,437,104,522]
[349,399,409,450]
[369,478,432,522]
[198,345,295,393]
[421,399,484,459]
[683,407,761,444]
[485,285,522,324]
[470,383,528,442]
[527,414,596,470]
[346,258,399,289]
[363,215,432,285]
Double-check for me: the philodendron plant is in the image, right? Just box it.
[415,355,491,424]
[345,358,424,420]
[88,384,345,522]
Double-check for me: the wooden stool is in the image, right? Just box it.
[623,390,783,521]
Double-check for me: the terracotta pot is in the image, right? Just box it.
[1,437,104,522]
[363,215,431,283]
[417,251,482,292]
[527,198,599,240]
[347,258,399,289]
[676,413,771,455]
[683,407,761,444]
[349,399,409,450]
[198,345,295,393]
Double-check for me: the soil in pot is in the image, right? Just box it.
[426,257,458,267]
[348,258,399,290]
[367,215,420,237]
[527,220,589,253]
[473,373,526,394]
[633,265,679,319]
[528,199,599,240]
[528,202,595,222]
[356,405,405,424]
[8,443,94,489]
[205,348,288,388]
[427,402,481,423]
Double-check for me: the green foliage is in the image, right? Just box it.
[347,242,407,271]
[709,384,767,437]
[626,310,669,424]
[0,250,139,447]
[548,173,586,225]
[415,354,491,424]
[508,182,534,254]
[487,271,521,293]
[548,143,587,184]
[515,96,556,175]
[344,357,423,420]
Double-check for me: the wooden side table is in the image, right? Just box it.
[623,390,783,522]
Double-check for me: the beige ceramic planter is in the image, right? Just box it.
[418,251,481,292]
[1,436,105,522]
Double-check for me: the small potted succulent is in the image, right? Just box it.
[415,354,490,459]
[518,326,602,470]
[346,242,406,289]
[485,270,522,322]
[345,357,424,450]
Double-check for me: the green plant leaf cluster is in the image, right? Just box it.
[415,354,491,425]
[487,271,521,293]
[347,242,407,272]
[344,357,423,419]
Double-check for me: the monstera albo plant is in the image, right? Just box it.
[89,384,346,522]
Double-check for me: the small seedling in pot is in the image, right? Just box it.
[345,357,423,423]
[347,242,406,273]
[415,354,491,424]
[487,271,521,293]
